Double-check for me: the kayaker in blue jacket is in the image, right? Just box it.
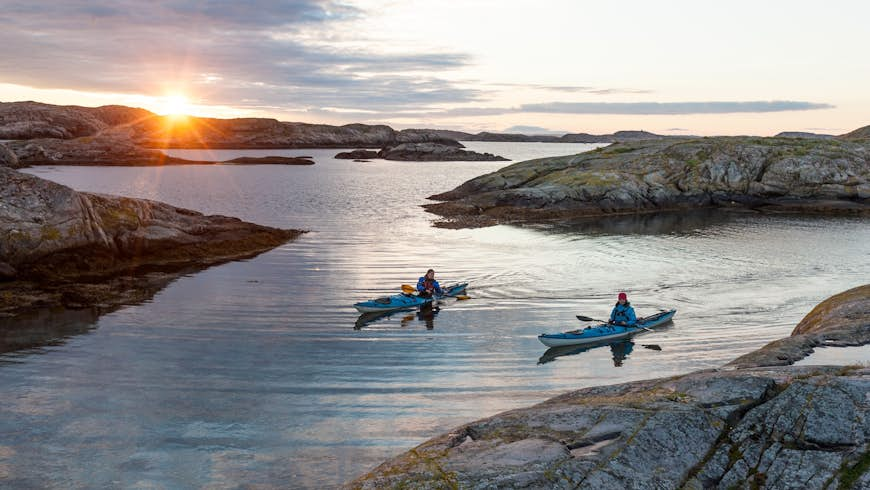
[416,269,443,298]
[609,292,637,326]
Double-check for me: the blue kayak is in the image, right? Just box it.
[538,309,676,347]
[353,283,468,313]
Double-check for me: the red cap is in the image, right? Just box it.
[618,292,628,301]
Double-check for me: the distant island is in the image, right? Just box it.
[0,101,519,164]
[0,101,860,167]
[0,101,674,149]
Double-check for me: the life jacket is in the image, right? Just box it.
[610,302,637,325]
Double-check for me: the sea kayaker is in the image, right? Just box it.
[416,269,443,298]
[608,292,637,326]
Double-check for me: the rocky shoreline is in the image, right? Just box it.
[0,166,303,317]
[348,284,870,488]
[425,134,870,228]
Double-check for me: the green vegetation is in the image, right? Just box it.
[838,450,870,489]
[603,146,636,155]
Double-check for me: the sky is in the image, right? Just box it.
[1,0,868,135]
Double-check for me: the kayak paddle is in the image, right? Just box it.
[576,315,653,332]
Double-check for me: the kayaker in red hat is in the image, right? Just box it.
[609,292,637,326]
[416,269,443,298]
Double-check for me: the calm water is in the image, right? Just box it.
[5,142,869,488]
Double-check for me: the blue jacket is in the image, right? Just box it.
[417,276,442,295]
[609,302,637,326]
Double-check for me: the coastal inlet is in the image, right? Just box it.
[1,142,868,488]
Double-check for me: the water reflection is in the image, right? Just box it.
[354,303,441,329]
[533,208,746,236]
[538,339,633,366]
[538,339,666,366]
[402,304,439,330]
[0,307,101,355]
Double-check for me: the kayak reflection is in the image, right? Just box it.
[400,303,439,330]
[538,339,637,366]
[353,303,441,329]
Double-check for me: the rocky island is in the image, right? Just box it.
[0,101,511,163]
[334,143,509,162]
[425,131,870,228]
[0,166,303,317]
[349,284,870,489]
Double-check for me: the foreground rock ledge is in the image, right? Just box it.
[348,286,870,489]
[0,167,303,315]
[425,136,870,228]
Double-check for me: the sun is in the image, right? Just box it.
[157,94,193,117]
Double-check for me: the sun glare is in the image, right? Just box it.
[157,94,193,117]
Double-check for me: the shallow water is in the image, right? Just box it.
[5,142,869,488]
[793,345,870,366]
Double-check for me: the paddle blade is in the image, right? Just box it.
[455,295,471,300]
[642,344,662,351]
[401,284,416,293]
[575,315,596,322]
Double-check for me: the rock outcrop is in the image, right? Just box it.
[349,286,870,489]
[5,136,209,166]
[727,284,870,368]
[425,136,870,228]
[222,156,314,165]
[0,101,151,139]
[0,167,303,315]
[378,142,509,161]
[334,149,380,160]
[0,143,20,168]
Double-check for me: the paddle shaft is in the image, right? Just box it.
[576,315,652,332]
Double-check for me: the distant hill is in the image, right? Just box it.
[403,128,672,143]
[838,124,870,141]
[774,131,834,139]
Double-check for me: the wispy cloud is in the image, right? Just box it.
[518,101,835,115]
[502,125,566,135]
[351,100,835,120]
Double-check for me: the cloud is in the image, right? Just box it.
[0,0,478,111]
[502,125,565,135]
[481,82,651,95]
[518,101,835,115]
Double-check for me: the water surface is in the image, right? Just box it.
[5,142,869,488]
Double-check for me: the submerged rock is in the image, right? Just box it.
[0,167,303,315]
[349,285,870,489]
[425,135,870,228]
[378,142,509,161]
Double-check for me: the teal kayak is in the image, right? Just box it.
[353,283,468,313]
[538,309,676,347]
